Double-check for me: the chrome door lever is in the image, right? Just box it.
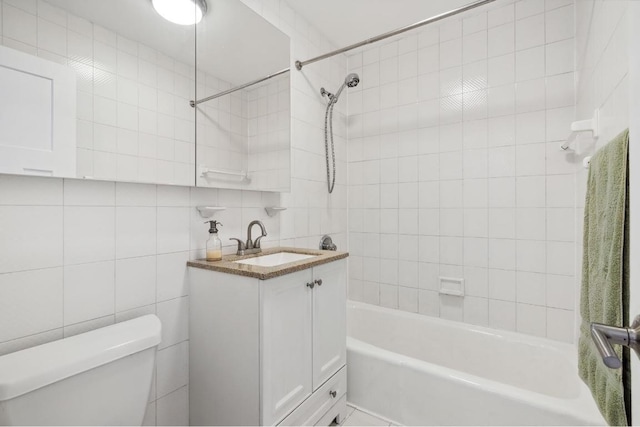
[591,315,640,369]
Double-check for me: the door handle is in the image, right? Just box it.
[591,315,640,369]
[306,282,315,289]
[314,279,323,286]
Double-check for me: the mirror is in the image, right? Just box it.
[194,0,290,191]
[0,0,290,191]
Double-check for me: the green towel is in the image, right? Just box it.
[578,128,630,426]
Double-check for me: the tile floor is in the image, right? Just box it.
[339,405,393,426]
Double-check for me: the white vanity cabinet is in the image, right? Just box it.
[189,258,347,426]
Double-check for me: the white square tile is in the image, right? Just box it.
[515,143,546,176]
[0,175,62,206]
[0,206,63,273]
[3,5,37,46]
[516,111,546,144]
[516,0,545,19]
[37,18,66,56]
[379,284,398,309]
[64,207,115,265]
[489,239,516,269]
[158,186,190,206]
[64,179,115,206]
[157,296,188,349]
[489,299,516,330]
[546,39,574,76]
[464,238,488,268]
[157,207,190,254]
[64,261,115,325]
[515,14,545,50]
[546,175,574,207]
[489,208,515,238]
[116,207,157,259]
[440,294,464,321]
[516,271,546,305]
[546,307,574,342]
[515,46,544,82]
[546,73,574,109]
[462,31,487,64]
[464,296,489,326]
[463,178,488,208]
[398,286,419,313]
[488,53,515,87]
[516,176,546,207]
[516,303,546,337]
[546,274,575,310]
[488,177,516,208]
[546,241,574,276]
[156,252,189,302]
[463,119,488,149]
[439,180,463,208]
[439,236,463,265]
[546,5,574,43]
[516,78,545,113]
[115,183,157,206]
[464,12,487,35]
[488,146,515,177]
[115,256,156,312]
[546,208,575,242]
[379,259,398,285]
[418,236,439,264]
[156,341,189,398]
[488,3,514,28]
[516,208,545,240]
[488,23,514,57]
[487,84,515,117]
[418,290,439,316]
[156,387,188,426]
[487,115,515,147]
[0,267,63,342]
[516,240,546,273]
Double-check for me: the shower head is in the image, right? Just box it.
[345,73,360,88]
[328,73,361,103]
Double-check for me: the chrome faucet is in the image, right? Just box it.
[230,220,267,256]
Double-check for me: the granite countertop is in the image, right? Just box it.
[187,247,349,280]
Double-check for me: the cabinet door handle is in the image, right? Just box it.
[314,279,323,286]
[306,282,315,289]
[329,390,337,398]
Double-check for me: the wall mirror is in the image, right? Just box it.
[0,0,290,191]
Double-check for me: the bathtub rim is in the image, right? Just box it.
[346,301,606,426]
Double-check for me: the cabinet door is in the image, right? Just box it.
[260,269,313,425]
[312,260,347,389]
[0,45,76,177]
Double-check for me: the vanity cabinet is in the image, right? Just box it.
[189,258,347,426]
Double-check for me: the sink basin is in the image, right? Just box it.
[233,252,316,268]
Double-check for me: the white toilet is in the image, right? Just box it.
[0,315,161,426]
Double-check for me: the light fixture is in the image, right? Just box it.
[152,0,207,25]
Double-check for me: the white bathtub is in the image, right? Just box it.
[346,302,606,426]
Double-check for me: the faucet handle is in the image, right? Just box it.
[254,234,267,249]
[229,238,246,255]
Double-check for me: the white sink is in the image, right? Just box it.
[233,252,316,268]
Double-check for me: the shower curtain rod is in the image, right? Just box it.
[190,67,290,107]
[294,0,496,71]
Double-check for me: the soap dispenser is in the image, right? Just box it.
[205,220,223,261]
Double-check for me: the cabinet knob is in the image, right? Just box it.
[329,390,337,398]
[306,282,315,289]
[315,279,323,286]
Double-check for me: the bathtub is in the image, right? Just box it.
[346,302,606,426]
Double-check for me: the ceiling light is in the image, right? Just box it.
[152,0,207,25]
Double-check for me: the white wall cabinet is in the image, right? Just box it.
[189,259,347,426]
[0,45,76,178]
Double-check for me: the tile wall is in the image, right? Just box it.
[0,0,348,425]
[346,0,578,342]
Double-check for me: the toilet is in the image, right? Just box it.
[0,315,161,426]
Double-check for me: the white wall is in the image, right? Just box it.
[346,0,578,342]
[0,0,347,425]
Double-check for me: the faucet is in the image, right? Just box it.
[230,220,268,256]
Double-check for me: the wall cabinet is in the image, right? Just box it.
[189,259,347,426]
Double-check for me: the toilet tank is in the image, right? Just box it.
[0,315,161,426]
